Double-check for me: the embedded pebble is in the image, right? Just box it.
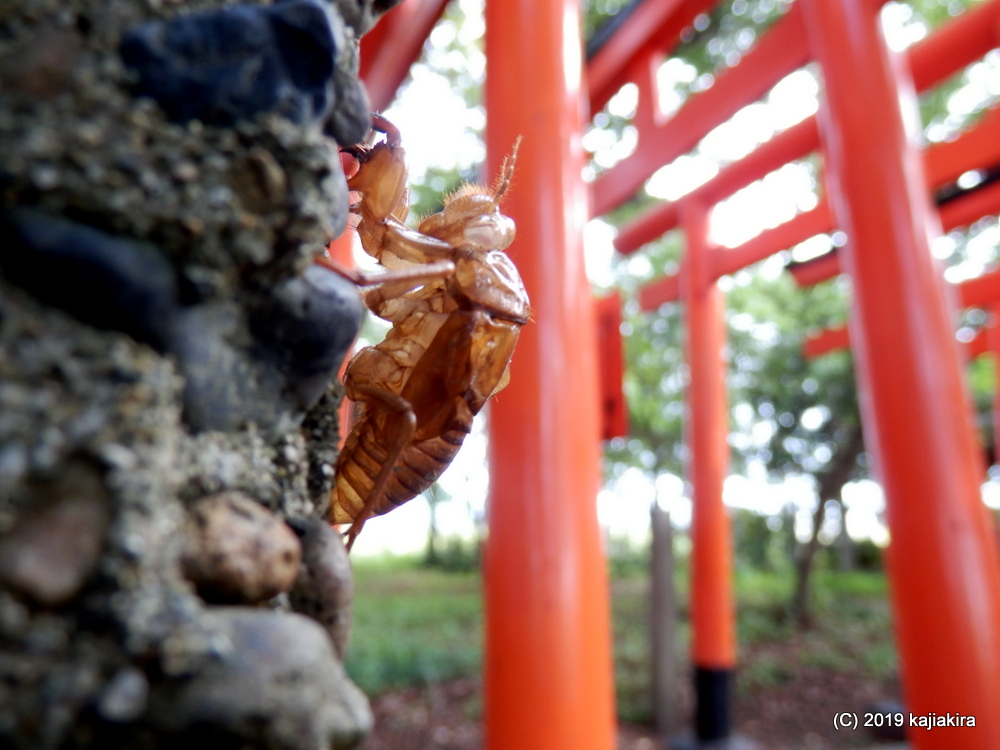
[329,0,405,36]
[247,262,364,411]
[226,147,288,214]
[166,263,361,435]
[0,209,179,350]
[167,300,289,434]
[0,25,83,98]
[325,62,375,145]
[182,491,301,604]
[148,608,372,749]
[288,516,353,659]
[0,461,110,607]
[96,667,149,723]
[119,0,361,137]
[1,209,359,437]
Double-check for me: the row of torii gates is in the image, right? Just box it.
[350,0,1000,747]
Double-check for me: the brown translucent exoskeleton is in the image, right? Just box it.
[320,115,529,551]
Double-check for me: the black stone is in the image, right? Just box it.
[0,212,361,437]
[247,263,362,410]
[0,208,179,349]
[119,0,355,130]
[325,64,372,146]
[166,301,286,434]
[166,265,361,435]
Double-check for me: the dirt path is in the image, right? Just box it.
[362,668,902,750]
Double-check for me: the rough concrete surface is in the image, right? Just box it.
[0,0,399,747]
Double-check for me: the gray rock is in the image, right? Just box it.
[288,517,353,659]
[167,299,292,435]
[149,608,372,749]
[167,268,362,436]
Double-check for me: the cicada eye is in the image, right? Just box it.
[465,215,515,250]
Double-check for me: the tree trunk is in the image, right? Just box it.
[792,425,864,628]
[792,493,828,628]
[649,504,677,739]
[424,485,443,566]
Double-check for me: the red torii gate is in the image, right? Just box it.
[592,0,1000,747]
[356,2,617,749]
[799,258,1000,474]
[353,0,1000,748]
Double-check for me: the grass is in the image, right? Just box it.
[345,552,897,724]
[346,555,483,695]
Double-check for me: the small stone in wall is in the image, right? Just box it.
[148,607,372,749]
[0,25,83,98]
[328,0,406,36]
[96,666,150,724]
[288,516,353,660]
[0,461,111,607]
[181,491,301,604]
[0,209,179,351]
[119,0,371,144]
[248,262,364,412]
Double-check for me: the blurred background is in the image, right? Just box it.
[345,0,1000,746]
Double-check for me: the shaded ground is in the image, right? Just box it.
[362,661,902,749]
[351,562,903,750]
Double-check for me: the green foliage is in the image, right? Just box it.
[606,534,653,578]
[347,557,895,724]
[611,562,894,722]
[607,247,865,493]
[735,569,895,694]
[346,557,483,694]
[732,507,794,572]
[604,234,687,477]
[586,0,999,501]
[610,576,678,723]
[407,164,475,218]
[831,538,885,572]
[422,534,482,572]
[725,272,862,481]
[585,0,790,81]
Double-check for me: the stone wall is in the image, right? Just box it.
[0,1,396,747]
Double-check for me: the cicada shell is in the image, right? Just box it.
[325,116,528,549]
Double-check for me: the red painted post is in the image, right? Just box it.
[595,292,629,441]
[326,225,357,448]
[801,0,1000,746]
[681,201,736,742]
[482,1,616,748]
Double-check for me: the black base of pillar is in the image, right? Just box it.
[667,731,759,750]
[694,666,732,740]
[666,667,758,750]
